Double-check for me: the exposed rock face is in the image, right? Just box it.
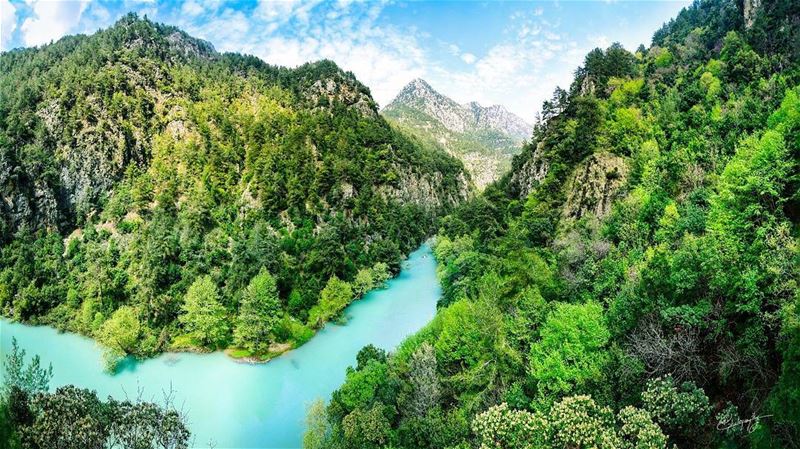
[465,102,531,141]
[0,161,59,235]
[57,95,149,218]
[384,79,530,140]
[306,77,378,118]
[387,79,472,132]
[382,79,531,189]
[164,31,215,59]
[380,167,471,210]
[744,0,761,29]
[563,153,629,221]
[509,141,550,198]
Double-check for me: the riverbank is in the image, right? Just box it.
[1,260,402,369]
[0,243,440,448]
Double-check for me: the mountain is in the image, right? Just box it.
[0,14,470,364]
[321,1,800,448]
[382,78,531,188]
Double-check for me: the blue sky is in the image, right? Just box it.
[0,0,691,121]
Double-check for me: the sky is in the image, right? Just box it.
[0,0,692,122]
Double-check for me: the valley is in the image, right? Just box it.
[1,1,799,449]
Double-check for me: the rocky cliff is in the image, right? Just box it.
[381,79,531,189]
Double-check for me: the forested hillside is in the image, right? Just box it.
[317,0,800,448]
[0,14,469,366]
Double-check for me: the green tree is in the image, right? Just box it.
[2,338,52,396]
[472,403,548,449]
[1,338,52,449]
[641,377,710,446]
[529,302,610,401]
[353,268,375,298]
[95,306,141,370]
[307,276,353,329]
[341,403,392,449]
[22,386,109,449]
[17,385,191,449]
[618,406,667,449]
[405,342,440,418]
[107,398,190,449]
[356,344,387,371]
[233,268,281,354]
[303,398,331,449]
[549,395,620,449]
[179,276,229,348]
[370,262,391,289]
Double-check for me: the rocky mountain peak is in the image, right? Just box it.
[385,78,531,139]
[464,101,531,141]
[405,78,436,94]
[109,13,217,60]
[382,79,532,189]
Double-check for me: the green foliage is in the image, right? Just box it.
[472,403,548,449]
[1,338,52,396]
[473,397,666,449]
[549,395,621,449]
[434,299,500,372]
[95,306,141,370]
[304,399,331,449]
[233,268,281,354]
[20,386,190,449]
[341,403,392,449]
[641,377,711,445]
[356,344,387,371]
[333,360,390,414]
[617,406,668,449]
[528,302,610,402]
[179,275,229,348]
[308,276,354,328]
[353,262,391,298]
[405,343,440,418]
[1,341,189,449]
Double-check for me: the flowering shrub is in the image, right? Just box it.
[472,403,548,449]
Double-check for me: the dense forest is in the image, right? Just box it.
[0,14,470,367]
[316,0,800,448]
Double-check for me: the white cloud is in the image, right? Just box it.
[21,0,89,47]
[178,2,427,107]
[544,31,560,41]
[589,34,610,49]
[254,0,321,26]
[424,12,588,122]
[181,0,205,17]
[460,52,476,64]
[1,0,17,50]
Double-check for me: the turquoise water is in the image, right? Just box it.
[0,244,440,449]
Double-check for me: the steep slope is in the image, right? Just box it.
[320,1,800,449]
[382,78,531,188]
[0,14,470,363]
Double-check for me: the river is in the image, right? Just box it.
[0,243,440,448]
